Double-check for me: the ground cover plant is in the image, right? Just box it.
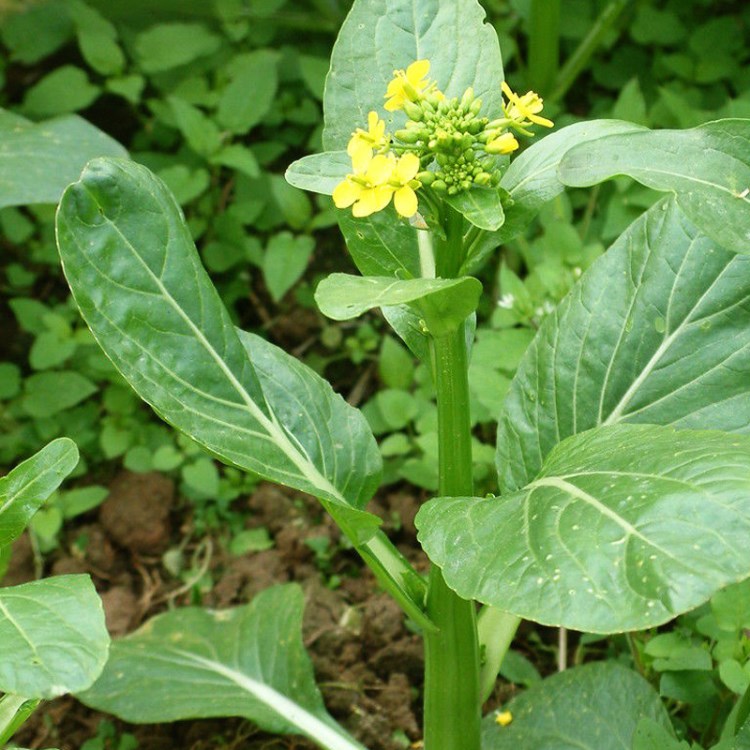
[38,0,750,749]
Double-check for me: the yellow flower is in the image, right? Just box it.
[348,111,389,164]
[486,131,519,154]
[385,59,433,112]
[501,81,554,129]
[495,710,513,727]
[332,151,422,219]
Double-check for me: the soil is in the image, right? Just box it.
[7,472,464,750]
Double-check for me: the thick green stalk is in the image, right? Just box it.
[528,0,561,95]
[423,326,481,750]
[477,607,522,702]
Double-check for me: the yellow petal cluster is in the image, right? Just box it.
[501,81,554,130]
[495,710,513,727]
[347,111,390,164]
[486,131,519,155]
[384,59,434,112]
[333,150,421,218]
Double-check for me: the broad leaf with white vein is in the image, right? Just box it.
[0,575,109,698]
[56,158,382,544]
[417,424,750,632]
[497,198,750,492]
[77,584,365,750]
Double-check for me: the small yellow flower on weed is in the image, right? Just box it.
[348,111,389,163]
[391,152,421,217]
[385,59,434,112]
[501,81,554,131]
[486,131,519,154]
[495,710,513,727]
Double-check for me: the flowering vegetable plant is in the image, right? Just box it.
[53,0,750,749]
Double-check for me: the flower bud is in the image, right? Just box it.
[473,171,492,186]
[395,129,420,144]
[403,100,424,121]
[460,86,475,109]
[431,179,447,192]
[417,170,436,186]
[469,98,483,116]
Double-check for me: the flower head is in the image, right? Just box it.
[495,711,513,727]
[348,111,390,163]
[333,150,421,219]
[501,81,554,131]
[385,59,437,112]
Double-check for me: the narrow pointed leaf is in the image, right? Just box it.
[56,158,381,533]
[285,151,349,195]
[78,585,365,750]
[496,119,645,242]
[482,662,671,750]
[418,424,750,632]
[0,111,126,208]
[316,273,481,336]
[0,438,79,547]
[444,188,505,231]
[0,575,109,698]
[559,119,750,255]
[322,0,504,151]
[498,198,750,492]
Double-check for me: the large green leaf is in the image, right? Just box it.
[496,119,645,243]
[559,119,750,255]
[316,273,481,336]
[56,158,381,539]
[285,151,349,196]
[482,662,671,750]
[78,585,365,750]
[322,0,504,151]
[0,438,79,548]
[444,188,505,231]
[0,111,126,208]
[417,424,750,632]
[0,575,109,698]
[498,198,750,493]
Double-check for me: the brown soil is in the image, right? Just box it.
[9,473,437,750]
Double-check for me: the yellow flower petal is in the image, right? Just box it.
[332,179,360,208]
[495,711,513,727]
[352,185,394,217]
[394,185,418,217]
[406,59,430,84]
[395,152,420,183]
[529,113,554,128]
[351,146,373,174]
[366,154,394,185]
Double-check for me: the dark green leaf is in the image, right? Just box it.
[445,188,505,231]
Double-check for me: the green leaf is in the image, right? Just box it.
[217,50,278,134]
[0,575,109,698]
[285,151,350,195]
[0,112,126,209]
[418,424,750,632]
[22,371,97,418]
[56,158,382,542]
[77,584,365,750]
[497,119,645,243]
[497,198,750,493]
[0,438,79,548]
[58,486,109,519]
[322,0,504,151]
[559,119,750,255]
[445,188,505,231]
[167,97,222,157]
[262,232,315,302]
[316,273,482,336]
[22,65,100,117]
[482,662,671,750]
[67,0,125,76]
[133,23,222,73]
[632,718,690,750]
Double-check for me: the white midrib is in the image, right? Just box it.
[173,650,366,750]
[102,216,344,504]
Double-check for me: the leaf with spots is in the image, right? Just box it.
[417,424,750,632]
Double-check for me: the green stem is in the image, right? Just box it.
[477,607,521,702]
[549,0,632,103]
[423,327,481,750]
[0,694,38,746]
[528,0,561,95]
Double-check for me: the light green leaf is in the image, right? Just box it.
[498,198,750,492]
[0,111,126,209]
[262,232,315,302]
[133,23,221,73]
[67,0,124,76]
[167,96,222,157]
[482,662,671,750]
[559,119,750,255]
[0,575,109,698]
[418,424,750,632]
[444,188,505,231]
[322,0,504,151]
[22,371,97,418]
[217,50,278,134]
[77,584,365,750]
[22,65,100,117]
[285,151,350,196]
[316,273,482,336]
[632,719,691,750]
[56,158,381,540]
[497,119,645,243]
[0,438,79,548]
